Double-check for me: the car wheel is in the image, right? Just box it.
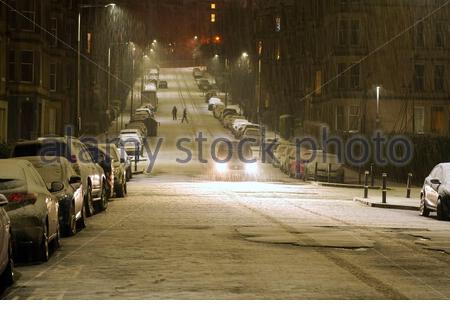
[116,179,126,198]
[65,205,77,236]
[54,224,61,250]
[85,184,95,217]
[95,183,108,213]
[0,240,14,287]
[420,194,430,217]
[77,205,87,230]
[39,224,49,262]
[437,197,449,220]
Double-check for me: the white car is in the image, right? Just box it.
[0,159,61,262]
[223,115,245,129]
[232,119,250,134]
[241,128,262,146]
[119,133,144,157]
[0,194,13,287]
[135,108,154,118]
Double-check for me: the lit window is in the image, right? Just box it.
[211,3,216,9]
[87,32,92,54]
[211,13,216,23]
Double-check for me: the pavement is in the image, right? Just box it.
[2,67,450,300]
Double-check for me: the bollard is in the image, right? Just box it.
[370,163,375,187]
[406,173,413,199]
[364,171,369,199]
[314,162,318,181]
[382,173,387,204]
[328,163,332,183]
[358,167,362,185]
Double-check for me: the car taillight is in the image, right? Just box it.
[7,193,37,204]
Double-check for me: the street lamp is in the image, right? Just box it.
[376,85,381,130]
[77,2,116,134]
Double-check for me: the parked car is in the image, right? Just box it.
[287,150,344,182]
[272,143,292,168]
[211,141,258,180]
[24,157,85,237]
[223,115,245,129]
[158,80,168,89]
[208,97,222,111]
[205,91,218,103]
[125,122,148,138]
[97,144,127,198]
[232,119,250,135]
[420,163,450,220]
[198,79,211,91]
[135,107,154,118]
[118,132,144,157]
[219,108,239,123]
[0,194,14,287]
[212,102,226,116]
[11,137,108,217]
[86,145,114,201]
[0,159,61,262]
[118,146,133,181]
[235,123,260,139]
[193,68,203,79]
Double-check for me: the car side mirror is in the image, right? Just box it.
[0,194,8,207]
[50,181,65,193]
[430,178,441,185]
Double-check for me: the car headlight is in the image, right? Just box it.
[245,163,258,175]
[215,163,228,173]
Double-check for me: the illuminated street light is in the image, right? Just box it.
[194,36,198,40]
[242,52,249,58]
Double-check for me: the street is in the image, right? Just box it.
[3,68,450,300]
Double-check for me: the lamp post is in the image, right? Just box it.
[77,3,116,134]
[376,85,381,131]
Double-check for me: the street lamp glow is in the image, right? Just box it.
[214,54,219,59]
[153,39,157,44]
[242,52,249,58]
[194,36,198,40]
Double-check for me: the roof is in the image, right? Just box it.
[0,159,29,180]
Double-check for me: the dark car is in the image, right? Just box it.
[97,144,127,198]
[420,163,450,220]
[24,157,85,237]
[86,145,114,201]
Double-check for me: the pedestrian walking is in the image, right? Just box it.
[172,106,178,120]
[181,108,189,124]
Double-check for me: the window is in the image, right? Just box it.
[21,11,35,32]
[211,13,216,23]
[435,65,445,92]
[348,106,360,132]
[350,64,360,89]
[414,106,425,134]
[50,63,57,91]
[20,51,34,83]
[275,16,281,32]
[7,0,17,30]
[416,22,425,48]
[336,107,345,131]
[49,17,58,47]
[337,63,346,89]
[211,3,216,9]
[87,33,92,54]
[338,20,348,46]
[414,64,425,91]
[350,20,360,46]
[0,103,7,143]
[431,107,445,134]
[436,22,445,48]
[8,50,16,81]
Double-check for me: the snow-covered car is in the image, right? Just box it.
[0,194,14,287]
[240,128,262,146]
[125,122,148,138]
[11,137,107,217]
[158,80,168,89]
[135,108,153,118]
[0,159,61,262]
[118,132,144,157]
[290,151,344,182]
[223,115,245,129]
[24,157,85,237]
[232,119,250,135]
[420,163,450,220]
[235,123,260,139]
[211,102,226,115]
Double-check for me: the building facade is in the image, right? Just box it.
[4,0,79,142]
[250,0,450,137]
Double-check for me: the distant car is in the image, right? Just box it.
[219,107,239,122]
[232,119,250,135]
[125,122,148,138]
[97,144,127,198]
[212,102,226,116]
[205,91,218,103]
[420,163,450,220]
[240,128,262,146]
[211,141,259,180]
[235,124,260,139]
[198,79,211,91]
[11,137,108,217]
[223,115,245,129]
[135,108,153,119]
[0,159,61,262]
[0,194,14,287]
[193,68,203,79]
[158,80,168,89]
[24,157,85,237]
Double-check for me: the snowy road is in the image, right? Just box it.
[3,68,450,299]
